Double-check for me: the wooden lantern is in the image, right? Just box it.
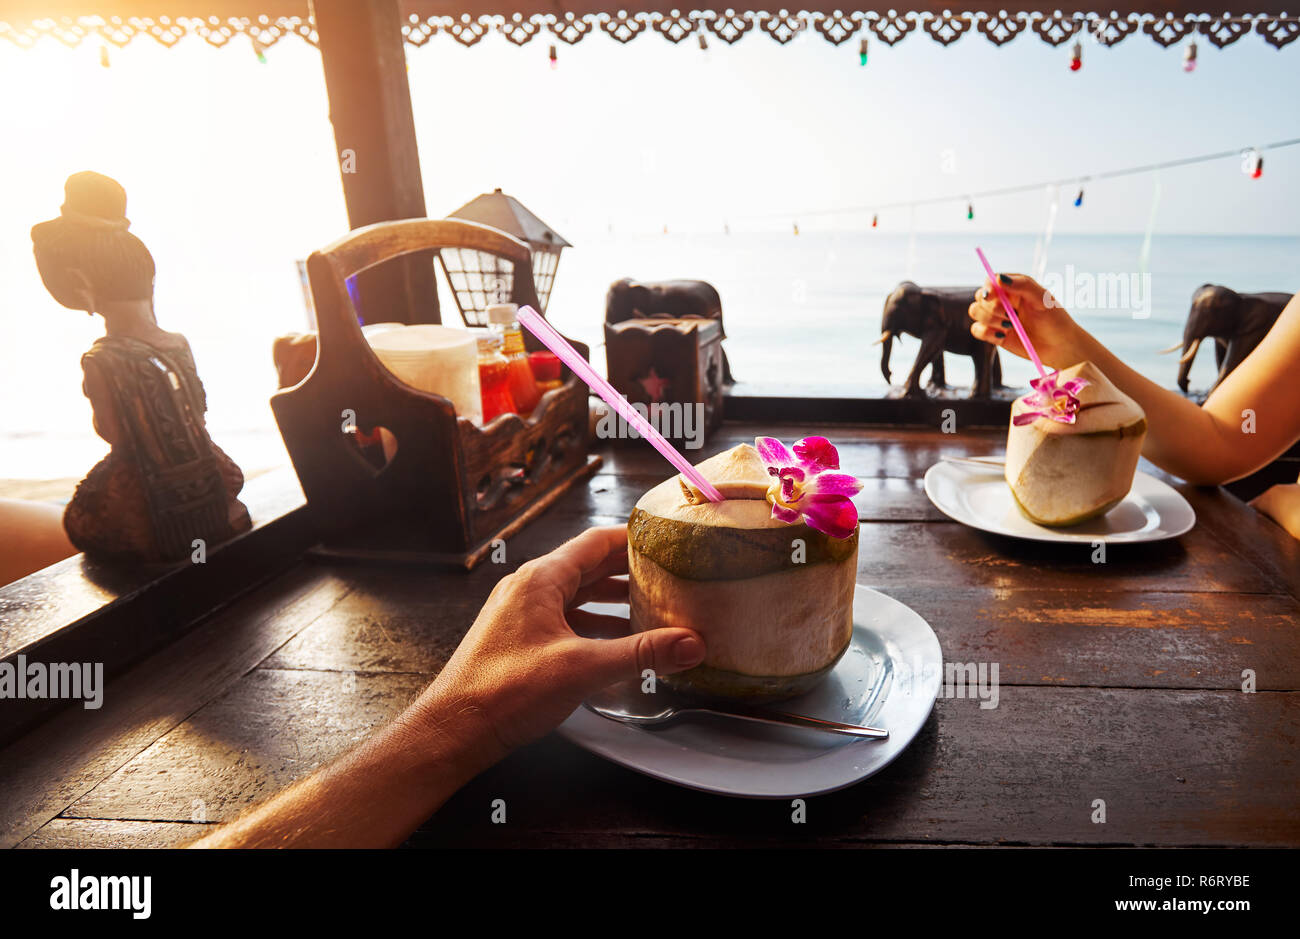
[444,189,570,322]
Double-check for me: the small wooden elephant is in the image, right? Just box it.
[878,281,1001,398]
[1169,284,1291,393]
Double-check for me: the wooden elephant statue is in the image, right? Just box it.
[1167,284,1292,393]
[877,281,1001,398]
[606,277,733,384]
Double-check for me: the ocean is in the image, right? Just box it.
[3,231,1297,481]
[547,231,1300,397]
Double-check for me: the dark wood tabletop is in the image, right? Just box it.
[4,421,1299,849]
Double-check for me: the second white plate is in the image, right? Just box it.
[923,460,1196,544]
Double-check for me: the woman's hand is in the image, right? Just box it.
[407,525,706,770]
[1251,484,1300,541]
[967,273,1094,370]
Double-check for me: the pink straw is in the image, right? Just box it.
[975,247,1049,381]
[516,306,725,502]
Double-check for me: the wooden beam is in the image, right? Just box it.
[313,0,440,325]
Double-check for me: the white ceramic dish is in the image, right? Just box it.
[557,587,942,799]
[923,460,1196,544]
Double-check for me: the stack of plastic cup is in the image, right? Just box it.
[365,324,483,425]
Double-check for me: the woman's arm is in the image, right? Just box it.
[970,276,1300,485]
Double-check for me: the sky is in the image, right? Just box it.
[0,23,1297,473]
[0,21,1296,251]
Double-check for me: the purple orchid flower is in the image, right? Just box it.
[1014,372,1089,426]
[755,436,863,539]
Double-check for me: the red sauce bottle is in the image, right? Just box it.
[477,335,517,423]
[489,303,543,415]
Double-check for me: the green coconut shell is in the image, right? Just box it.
[628,507,858,581]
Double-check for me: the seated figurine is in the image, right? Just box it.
[31,171,250,564]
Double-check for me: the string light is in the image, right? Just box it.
[98,44,110,68]
[699,34,708,52]
[548,43,557,69]
[859,37,869,66]
[1183,40,1198,73]
[251,36,268,64]
[743,138,1299,223]
[653,138,1297,235]
[1069,40,1082,71]
[1242,147,1264,179]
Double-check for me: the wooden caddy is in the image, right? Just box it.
[271,218,600,569]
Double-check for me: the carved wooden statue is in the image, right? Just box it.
[878,281,1002,398]
[31,172,251,564]
[606,277,734,384]
[1169,284,1292,393]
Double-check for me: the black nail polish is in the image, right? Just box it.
[1001,320,1011,328]
[995,330,1006,339]
[998,274,1013,286]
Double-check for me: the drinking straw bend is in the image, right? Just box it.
[516,306,724,502]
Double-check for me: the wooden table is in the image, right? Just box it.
[4,421,1299,849]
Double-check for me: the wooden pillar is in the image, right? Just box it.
[313,0,440,325]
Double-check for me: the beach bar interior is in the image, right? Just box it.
[1,0,1298,856]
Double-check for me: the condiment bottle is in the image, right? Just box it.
[476,333,517,423]
[528,350,564,393]
[488,303,543,415]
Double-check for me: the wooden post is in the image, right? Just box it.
[313,0,440,325]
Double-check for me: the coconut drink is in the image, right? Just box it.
[1005,361,1147,526]
[628,437,862,702]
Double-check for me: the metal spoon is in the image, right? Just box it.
[942,455,1006,470]
[584,682,889,739]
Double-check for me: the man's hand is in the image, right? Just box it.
[191,526,704,848]
[407,525,706,768]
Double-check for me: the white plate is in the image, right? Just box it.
[556,587,942,799]
[923,461,1196,544]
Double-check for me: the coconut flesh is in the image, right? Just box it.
[1005,361,1148,526]
[628,442,859,701]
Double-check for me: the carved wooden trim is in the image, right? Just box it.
[2,11,1295,51]
[1257,15,1300,49]
[1143,13,1196,47]
[925,11,972,46]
